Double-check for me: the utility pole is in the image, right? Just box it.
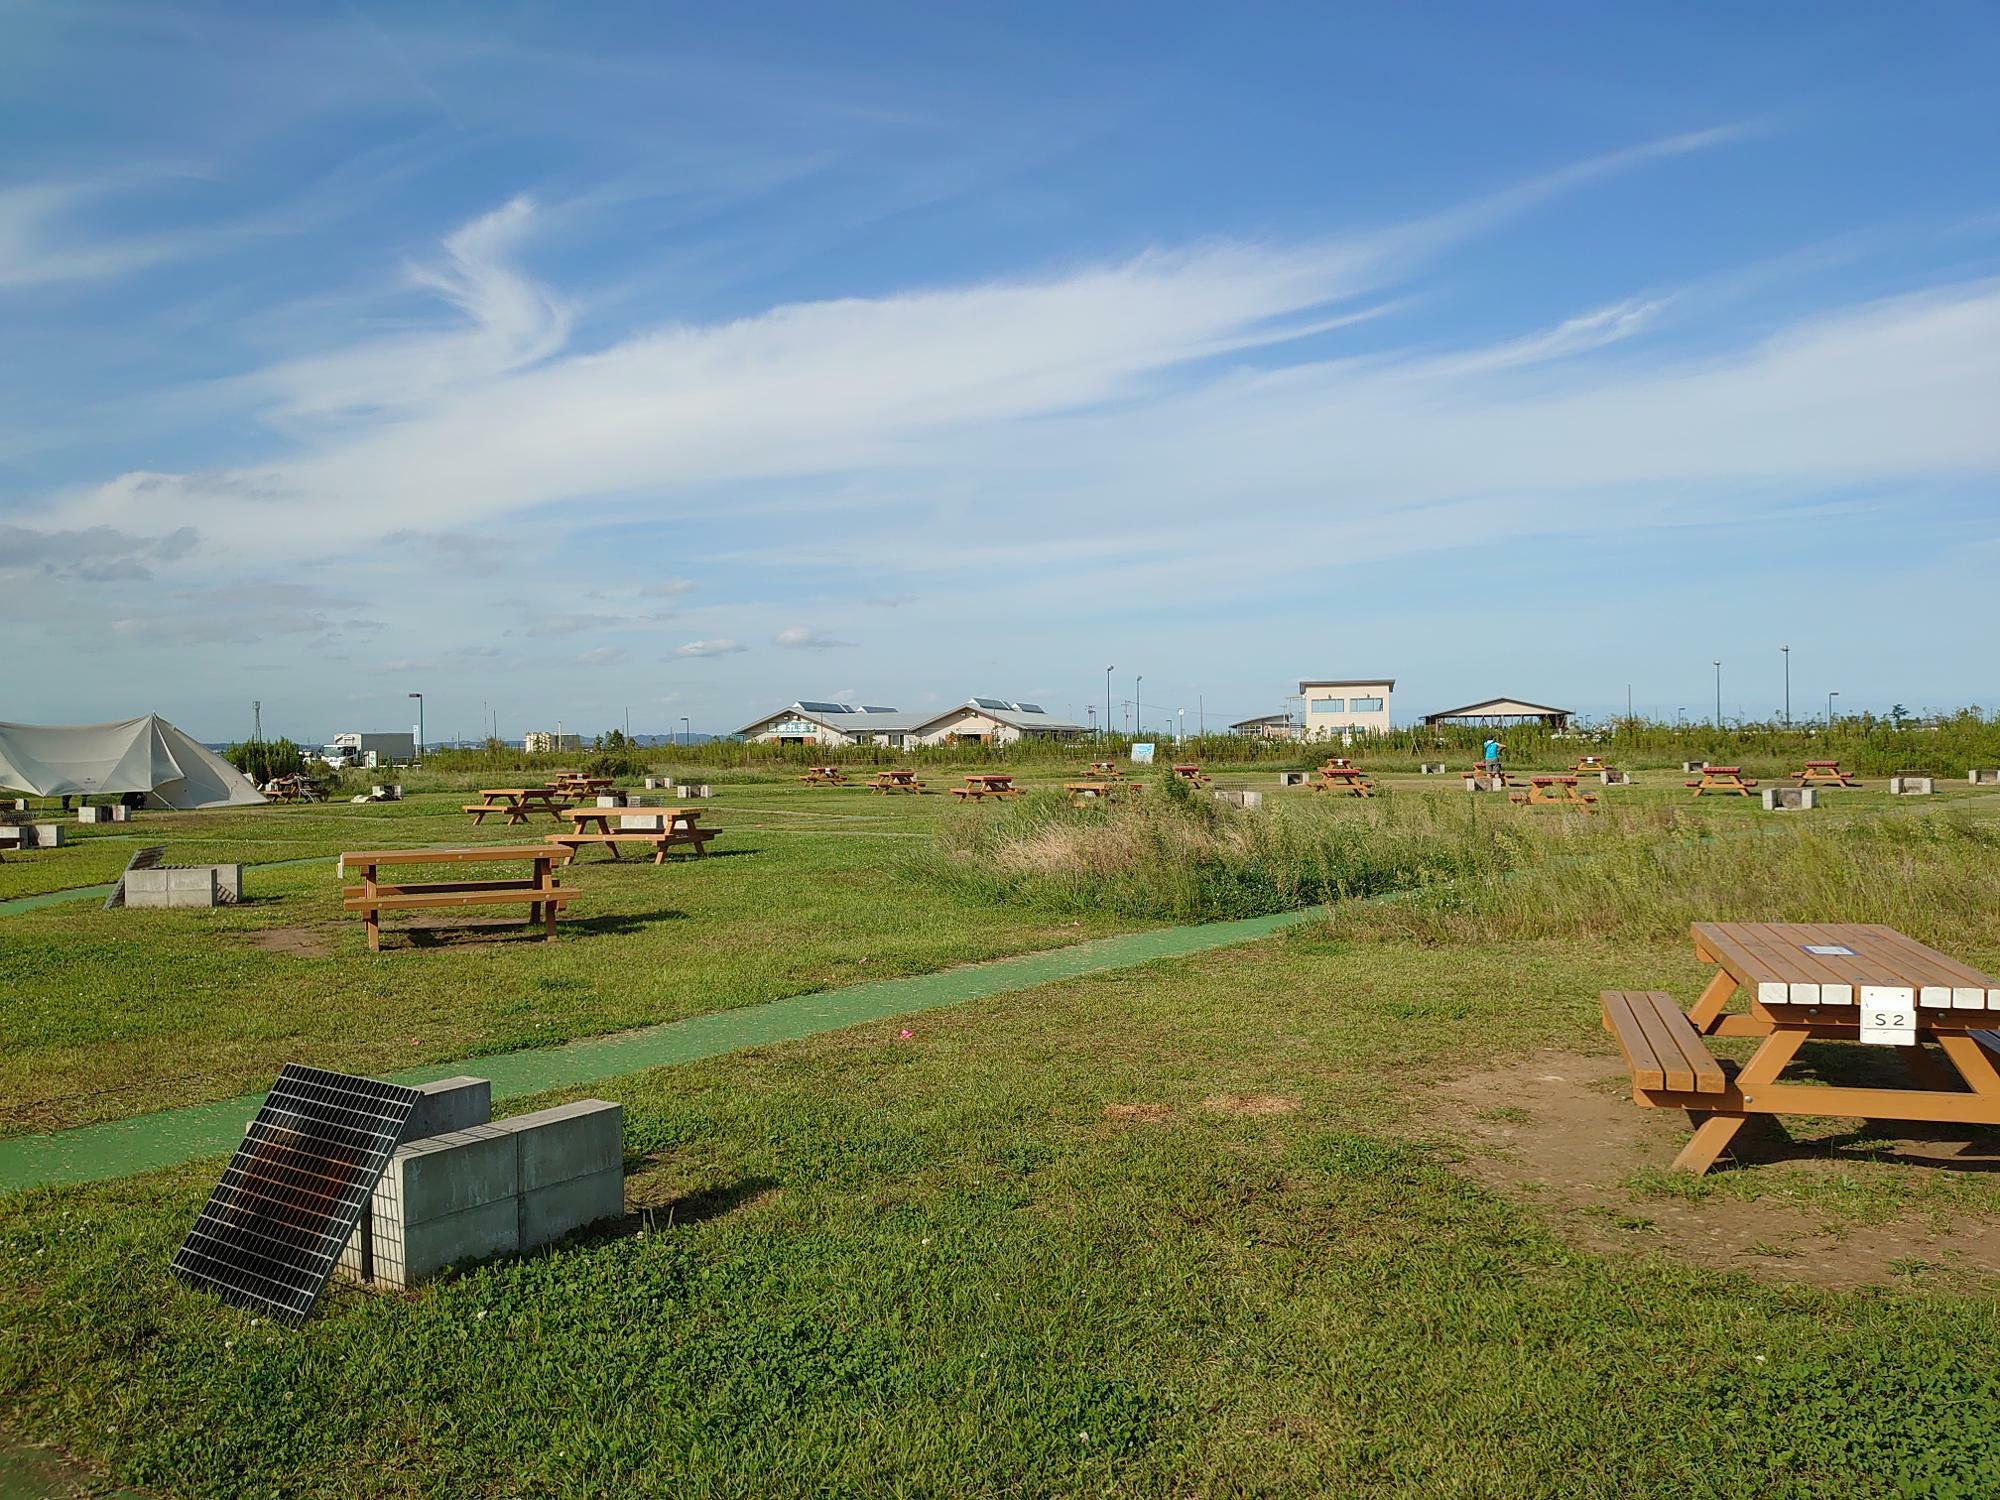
[1781,645,1791,727]
[1198,695,1204,737]
[1712,661,1722,728]
[1105,666,1114,743]
[1135,675,1143,737]
[624,706,631,741]
[681,716,690,747]
[252,701,261,744]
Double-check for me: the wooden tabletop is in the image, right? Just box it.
[563,806,695,822]
[965,773,1015,784]
[479,787,563,799]
[1693,921,1998,1013]
[345,845,571,866]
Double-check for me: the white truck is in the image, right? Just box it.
[319,731,415,769]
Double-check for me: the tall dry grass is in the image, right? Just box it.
[1328,809,2000,957]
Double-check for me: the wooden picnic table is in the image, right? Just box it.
[1567,755,1611,775]
[1793,759,1857,787]
[951,772,1021,801]
[465,787,568,825]
[1310,765,1373,797]
[1063,780,1124,806]
[1604,922,2000,1174]
[549,805,714,863]
[800,766,848,786]
[869,769,925,794]
[342,845,574,952]
[1170,764,1211,788]
[1512,774,1598,810]
[1083,760,1121,777]
[547,775,616,802]
[1687,766,1757,796]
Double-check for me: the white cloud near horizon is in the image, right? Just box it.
[675,638,746,658]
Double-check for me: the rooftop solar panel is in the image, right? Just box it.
[171,1064,421,1324]
[1015,703,1045,714]
[795,700,849,714]
[972,697,1012,711]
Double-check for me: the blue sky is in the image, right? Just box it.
[3,3,1997,743]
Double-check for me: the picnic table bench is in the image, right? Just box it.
[548,805,715,863]
[1082,760,1122,777]
[342,845,574,952]
[1793,759,1857,787]
[1310,764,1374,796]
[465,787,567,825]
[1603,921,2000,1173]
[1567,755,1612,775]
[1064,780,1126,806]
[1511,774,1599,809]
[1687,766,1757,796]
[951,773,1021,801]
[869,769,925,794]
[800,766,848,786]
[546,774,615,802]
[1170,764,1211,788]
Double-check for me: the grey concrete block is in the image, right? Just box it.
[510,1099,622,1190]
[1762,786,1816,811]
[1278,771,1308,787]
[595,794,626,807]
[77,806,110,823]
[1418,763,1446,774]
[1683,761,1705,773]
[398,1122,522,1220]
[1463,775,1500,792]
[403,1077,493,1143]
[1971,769,2000,785]
[111,803,132,821]
[126,867,214,907]
[1599,770,1631,786]
[1889,776,1934,795]
[31,824,62,848]
[397,1198,522,1286]
[519,1166,624,1251]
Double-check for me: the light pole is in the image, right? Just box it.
[1828,690,1838,724]
[680,716,690,747]
[1104,666,1114,742]
[1177,707,1185,745]
[1712,661,1722,728]
[1135,675,1143,737]
[407,692,423,764]
[1781,645,1791,727]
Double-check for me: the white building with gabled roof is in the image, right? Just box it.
[1298,678,1394,739]
[737,701,915,747]
[908,698,1085,746]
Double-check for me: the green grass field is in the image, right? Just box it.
[4,762,1999,1496]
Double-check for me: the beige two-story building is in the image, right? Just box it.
[1299,678,1394,739]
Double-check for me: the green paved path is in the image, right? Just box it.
[0,906,1319,1194]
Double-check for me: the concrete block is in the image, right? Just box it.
[398,1122,521,1218]
[1278,771,1308,787]
[510,1099,622,1190]
[126,867,212,907]
[1463,775,1501,792]
[1599,770,1631,786]
[644,776,667,790]
[402,1076,492,1143]
[595,794,626,807]
[398,1199,521,1284]
[1213,790,1263,810]
[31,824,62,848]
[1683,761,1706,773]
[1889,776,1934,795]
[1418,763,1447,774]
[210,864,243,903]
[1970,769,2000,785]
[1762,786,1817,811]
[519,1167,624,1251]
[369,784,402,801]
[77,805,110,823]
[111,803,132,821]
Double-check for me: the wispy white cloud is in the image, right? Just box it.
[775,625,854,649]
[675,638,745,657]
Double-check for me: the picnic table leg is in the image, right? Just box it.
[539,858,558,940]
[363,863,381,953]
[1935,1033,2000,1101]
[1672,1028,1807,1174]
[1686,969,1738,1033]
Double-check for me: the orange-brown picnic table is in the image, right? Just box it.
[464,787,568,825]
[869,768,925,794]
[801,766,848,786]
[1567,755,1611,775]
[1793,760,1857,787]
[1514,774,1597,809]
[951,772,1020,801]
[341,844,575,951]
[1170,764,1211,787]
[1064,780,1124,806]
[1310,765,1373,796]
[1687,766,1757,796]
[549,805,713,863]
[1603,922,2000,1174]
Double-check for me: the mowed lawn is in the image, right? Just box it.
[4,768,2000,1495]
[0,781,1148,1135]
[6,931,2000,1497]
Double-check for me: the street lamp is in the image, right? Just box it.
[1712,661,1722,728]
[1177,707,1186,745]
[1135,675,1143,737]
[680,716,690,747]
[1104,666,1114,742]
[407,692,423,764]
[1828,690,1839,724]
[1781,645,1790,727]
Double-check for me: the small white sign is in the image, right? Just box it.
[1859,986,1916,1046]
[1130,742,1156,765]
[1803,944,1856,956]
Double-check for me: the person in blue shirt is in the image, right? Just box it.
[1483,736,1504,776]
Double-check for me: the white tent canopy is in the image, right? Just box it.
[0,716,266,808]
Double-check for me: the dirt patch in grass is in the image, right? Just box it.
[1428,1051,2000,1289]
[1103,1102,1172,1123]
[1201,1093,1299,1117]
[239,926,335,958]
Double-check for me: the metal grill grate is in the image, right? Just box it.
[171,1064,421,1324]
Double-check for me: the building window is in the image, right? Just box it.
[1349,696,1384,713]
[1310,697,1344,713]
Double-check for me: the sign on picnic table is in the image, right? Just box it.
[1130,743,1155,764]
[1860,989,1917,1047]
